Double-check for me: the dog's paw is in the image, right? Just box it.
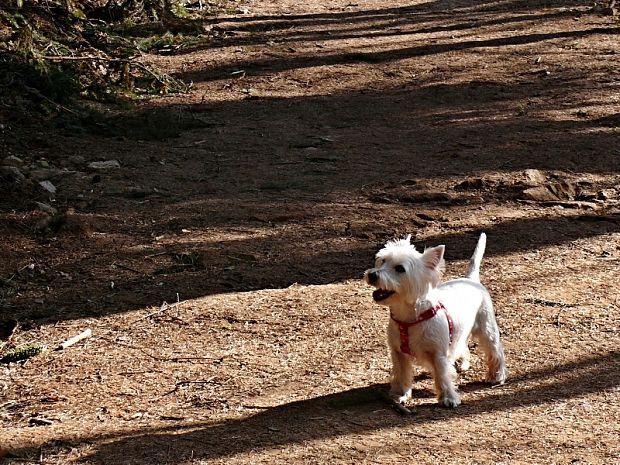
[389,387,412,404]
[439,393,461,408]
[485,368,507,385]
[455,358,471,373]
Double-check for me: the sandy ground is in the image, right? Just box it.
[1,0,619,463]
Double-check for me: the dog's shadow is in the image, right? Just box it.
[33,350,618,465]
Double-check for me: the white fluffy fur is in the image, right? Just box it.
[364,233,507,408]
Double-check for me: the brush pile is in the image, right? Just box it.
[0,0,210,117]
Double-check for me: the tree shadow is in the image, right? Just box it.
[43,349,615,464]
[194,0,587,28]
[4,210,617,322]
[1,2,619,324]
[180,26,620,82]
[173,7,582,54]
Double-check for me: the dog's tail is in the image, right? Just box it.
[465,233,487,282]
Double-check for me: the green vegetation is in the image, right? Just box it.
[0,0,224,116]
[1,343,45,363]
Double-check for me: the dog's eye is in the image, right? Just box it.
[394,265,406,273]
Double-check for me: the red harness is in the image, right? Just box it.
[391,302,454,355]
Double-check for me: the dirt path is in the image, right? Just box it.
[1,0,620,463]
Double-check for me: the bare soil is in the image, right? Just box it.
[1,0,620,464]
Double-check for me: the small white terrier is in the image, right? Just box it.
[364,233,507,408]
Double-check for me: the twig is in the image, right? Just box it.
[56,328,92,350]
[22,84,78,115]
[525,297,576,308]
[242,404,271,410]
[42,55,127,62]
[162,377,217,397]
[132,299,185,324]
[145,251,170,258]
[113,263,143,274]
[99,336,221,363]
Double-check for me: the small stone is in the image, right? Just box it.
[88,160,121,170]
[39,180,57,194]
[34,202,58,216]
[597,190,612,201]
[2,155,24,167]
[455,178,487,190]
[67,155,86,166]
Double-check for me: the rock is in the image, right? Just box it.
[577,190,598,201]
[34,201,58,216]
[523,169,547,186]
[547,181,578,200]
[455,178,489,190]
[67,155,85,166]
[400,191,453,203]
[39,180,57,194]
[88,160,121,170]
[37,159,50,168]
[29,168,75,181]
[522,186,558,202]
[0,165,26,183]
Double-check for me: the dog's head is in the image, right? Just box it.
[364,235,445,306]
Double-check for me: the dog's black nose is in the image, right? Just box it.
[367,271,378,284]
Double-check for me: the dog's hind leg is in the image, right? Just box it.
[454,344,471,373]
[473,299,507,384]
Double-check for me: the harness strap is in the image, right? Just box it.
[391,302,453,355]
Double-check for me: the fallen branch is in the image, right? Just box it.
[41,55,191,93]
[22,84,78,115]
[56,328,92,350]
[42,55,127,62]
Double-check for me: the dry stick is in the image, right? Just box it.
[132,299,184,324]
[22,84,78,115]
[161,377,217,397]
[56,328,92,350]
[99,336,219,363]
[42,55,124,61]
[113,263,143,274]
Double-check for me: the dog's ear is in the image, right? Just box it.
[423,245,445,271]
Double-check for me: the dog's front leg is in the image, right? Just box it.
[431,354,461,408]
[389,347,413,403]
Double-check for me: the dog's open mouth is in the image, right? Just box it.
[372,289,395,302]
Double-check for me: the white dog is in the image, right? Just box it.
[364,233,507,408]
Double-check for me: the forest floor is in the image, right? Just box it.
[1,0,620,463]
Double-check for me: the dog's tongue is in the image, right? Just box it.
[373,289,394,301]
